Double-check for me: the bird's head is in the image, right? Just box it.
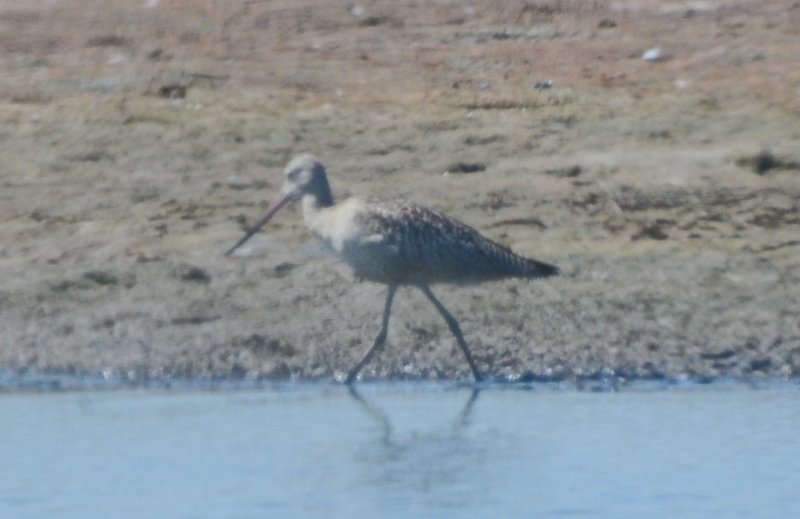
[224,154,332,256]
[279,153,328,200]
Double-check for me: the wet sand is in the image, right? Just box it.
[1,0,799,384]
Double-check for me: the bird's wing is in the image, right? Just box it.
[356,201,532,283]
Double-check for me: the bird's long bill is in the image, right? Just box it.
[224,195,295,256]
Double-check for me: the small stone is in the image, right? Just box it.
[642,47,662,62]
[174,264,211,284]
[631,223,669,241]
[158,84,187,99]
[445,162,486,174]
[83,270,119,286]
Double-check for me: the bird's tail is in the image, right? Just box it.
[517,256,559,278]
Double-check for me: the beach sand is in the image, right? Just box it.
[1,0,798,384]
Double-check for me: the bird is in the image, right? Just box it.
[225,154,558,383]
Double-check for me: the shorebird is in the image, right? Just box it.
[225,154,558,383]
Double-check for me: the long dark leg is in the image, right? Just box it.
[345,285,397,384]
[418,285,483,383]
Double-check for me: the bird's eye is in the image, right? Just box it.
[287,168,301,181]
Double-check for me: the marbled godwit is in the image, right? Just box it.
[225,154,558,383]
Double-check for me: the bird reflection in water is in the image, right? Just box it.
[348,385,479,448]
[345,386,488,502]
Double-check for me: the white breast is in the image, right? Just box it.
[303,197,375,252]
[302,197,403,281]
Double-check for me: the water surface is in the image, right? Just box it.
[1,383,799,518]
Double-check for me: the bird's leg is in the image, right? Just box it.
[345,285,397,384]
[418,285,483,383]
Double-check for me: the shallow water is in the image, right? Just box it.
[1,383,799,518]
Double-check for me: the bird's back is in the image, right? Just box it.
[352,200,558,286]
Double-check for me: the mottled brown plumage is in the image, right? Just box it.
[354,199,558,285]
[225,154,558,383]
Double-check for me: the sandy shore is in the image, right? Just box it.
[1,0,799,385]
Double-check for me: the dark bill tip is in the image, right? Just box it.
[224,195,294,257]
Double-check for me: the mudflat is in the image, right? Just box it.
[1,0,798,384]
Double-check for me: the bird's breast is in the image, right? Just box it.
[304,198,370,253]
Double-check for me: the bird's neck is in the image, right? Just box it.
[305,173,334,208]
[301,184,334,229]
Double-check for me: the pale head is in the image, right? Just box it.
[224,154,333,256]
[280,153,331,203]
